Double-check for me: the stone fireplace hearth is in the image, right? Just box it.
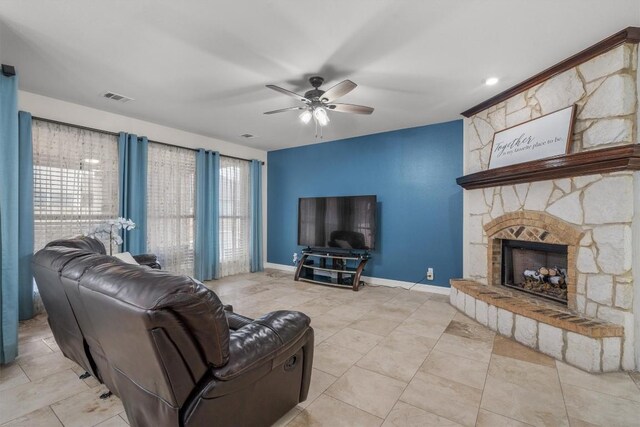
[453,210,624,373]
[454,30,640,372]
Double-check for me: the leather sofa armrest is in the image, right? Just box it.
[132,254,161,269]
[213,310,311,381]
[226,311,253,331]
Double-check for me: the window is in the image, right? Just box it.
[219,157,250,277]
[32,120,119,251]
[147,143,196,276]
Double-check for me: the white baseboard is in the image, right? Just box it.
[363,275,451,295]
[265,262,296,272]
[407,282,451,295]
[264,262,450,295]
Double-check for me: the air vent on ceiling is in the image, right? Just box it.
[101,91,134,103]
[240,134,256,139]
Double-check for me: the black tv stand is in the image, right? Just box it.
[294,250,370,291]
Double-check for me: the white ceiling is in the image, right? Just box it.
[1,1,639,151]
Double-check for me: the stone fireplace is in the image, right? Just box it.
[501,240,568,303]
[451,29,640,372]
[486,211,580,306]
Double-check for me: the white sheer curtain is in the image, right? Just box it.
[147,143,196,276]
[219,157,250,277]
[32,119,119,251]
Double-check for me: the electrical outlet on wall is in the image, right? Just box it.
[426,267,434,281]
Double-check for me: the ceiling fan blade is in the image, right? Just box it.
[263,106,304,115]
[328,103,374,115]
[321,80,357,102]
[266,85,310,103]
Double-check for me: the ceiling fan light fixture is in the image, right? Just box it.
[265,76,371,136]
[299,109,312,124]
[314,107,329,126]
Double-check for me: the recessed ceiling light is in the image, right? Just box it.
[240,134,256,139]
[485,77,499,86]
[83,158,100,164]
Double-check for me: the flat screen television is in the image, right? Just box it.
[298,195,377,251]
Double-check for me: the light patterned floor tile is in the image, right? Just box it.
[288,394,383,427]
[94,415,129,427]
[297,368,338,409]
[377,330,437,355]
[326,366,407,418]
[400,371,482,427]
[51,386,125,427]
[394,316,450,340]
[0,363,30,392]
[118,413,129,425]
[17,316,52,343]
[18,352,76,381]
[14,340,53,362]
[357,344,428,382]
[313,342,365,377]
[481,355,568,426]
[563,383,640,426]
[419,349,488,389]
[475,409,533,427]
[556,361,640,402]
[42,336,61,353]
[323,327,383,354]
[349,314,403,337]
[0,369,88,424]
[433,332,493,363]
[381,401,463,427]
[492,335,555,367]
[1,406,63,427]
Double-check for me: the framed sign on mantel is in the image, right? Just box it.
[488,105,576,169]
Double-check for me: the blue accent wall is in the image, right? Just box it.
[267,120,463,288]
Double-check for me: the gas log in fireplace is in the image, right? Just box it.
[501,239,568,304]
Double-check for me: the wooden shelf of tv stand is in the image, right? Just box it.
[294,251,369,291]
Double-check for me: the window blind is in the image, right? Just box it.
[219,156,251,277]
[32,119,119,251]
[147,143,196,276]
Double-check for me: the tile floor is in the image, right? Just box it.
[1,270,640,426]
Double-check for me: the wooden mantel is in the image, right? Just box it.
[456,145,640,190]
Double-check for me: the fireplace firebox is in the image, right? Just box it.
[501,239,568,304]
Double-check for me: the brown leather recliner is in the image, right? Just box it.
[31,237,161,384]
[32,238,314,427]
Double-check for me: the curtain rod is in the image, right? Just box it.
[31,116,265,165]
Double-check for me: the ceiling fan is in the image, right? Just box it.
[264,76,374,137]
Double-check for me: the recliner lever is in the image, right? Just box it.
[284,355,297,371]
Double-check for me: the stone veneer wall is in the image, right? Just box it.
[463,43,640,370]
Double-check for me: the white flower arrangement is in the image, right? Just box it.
[85,217,136,255]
